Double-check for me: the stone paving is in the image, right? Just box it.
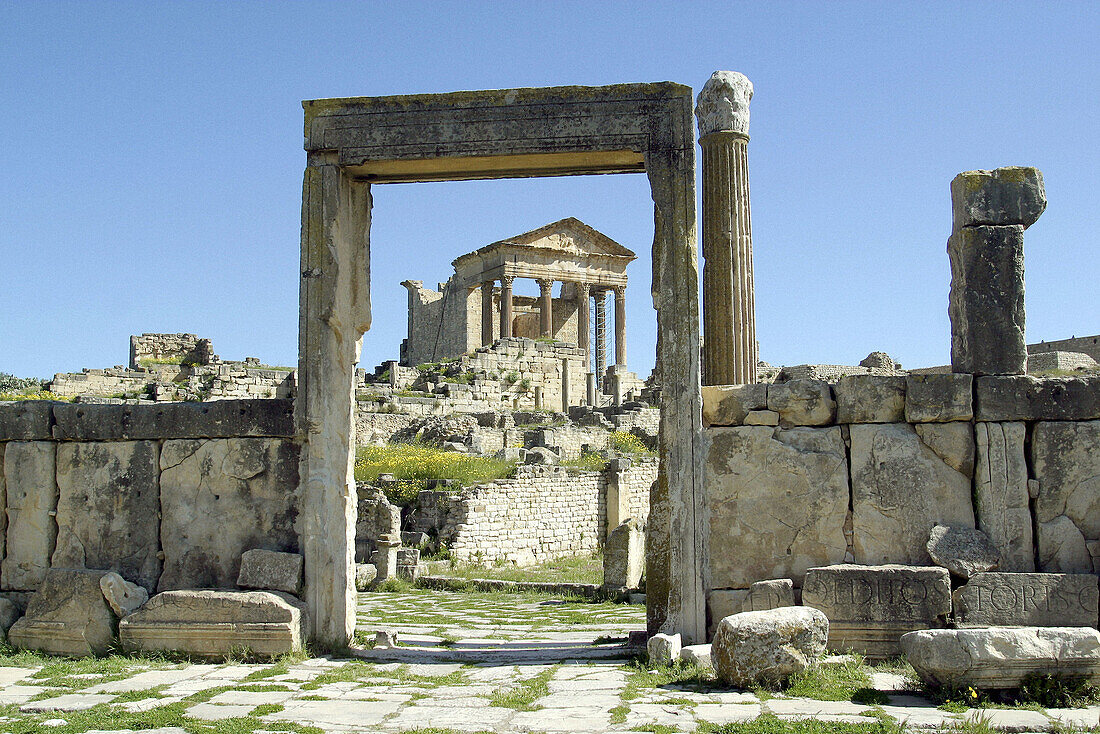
[0,590,1095,732]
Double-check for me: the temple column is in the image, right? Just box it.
[576,282,591,358]
[593,289,608,381]
[499,275,514,338]
[481,280,495,346]
[613,285,627,368]
[537,277,554,338]
[696,70,757,385]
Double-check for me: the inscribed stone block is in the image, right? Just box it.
[850,423,975,565]
[1031,421,1100,573]
[766,380,836,426]
[976,375,1100,422]
[952,573,1098,628]
[802,564,951,660]
[701,384,767,427]
[974,422,1034,571]
[835,375,906,424]
[705,426,848,588]
[7,568,118,656]
[744,579,794,611]
[1,442,57,591]
[52,441,161,591]
[904,374,973,423]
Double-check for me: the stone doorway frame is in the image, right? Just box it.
[296,83,706,647]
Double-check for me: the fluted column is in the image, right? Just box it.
[499,275,514,338]
[537,277,554,338]
[613,285,627,368]
[481,280,495,346]
[593,289,608,380]
[697,70,757,385]
[576,282,591,358]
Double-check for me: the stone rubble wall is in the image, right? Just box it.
[49,363,295,401]
[703,375,1100,614]
[0,400,298,596]
[129,333,214,369]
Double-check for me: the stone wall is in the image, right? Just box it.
[702,375,1100,628]
[1029,335,1100,363]
[129,333,214,369]
[0,400,298,595]
[50,363,294,401]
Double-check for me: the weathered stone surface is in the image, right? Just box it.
[8,569,118,656]
[904,374,973,423]
[951,167,1046,230]
[0,447,5,579]
[100,572,149,618]
[52,441,161,591]
[851,423,975,565]
[976,375,1100,422]
[374,629,399,648]
[743,410,779,426]
[1,442,57,591]
[696,70,752,136]
[680,643,713,669]
[354,564,377,591]
[356,487,401,564]
[237,549,303,596]
[0,401,55,441]
[901,627,1100,689]
[0,597,18,633]
[926,525,999,580]
[706,426,848,588]
[707,589,749,638]
[524,446,558,465]
[948,225,1026,375]
[52,399,295,441]
[701,384,767,427]
[744,579,795,612]
[913,422,975,476]
[802,564,951,660]
[974,422,1034,571]
[120,589,307,658]
[712,607,828,687]
[953,573,1098,628]
[372,535,400,582]
[158,438,299,591]
[767,380,836,426]
[647,632,681,666]
[835,375,906,424]
[1032,421,1100,573]
[604,519,644,590]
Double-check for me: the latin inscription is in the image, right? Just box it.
[954,573,1098,627]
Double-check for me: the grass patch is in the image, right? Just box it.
[620,660,716,702]
[631,725,681,734]
[354,442,518,505]
[697,714,905,734]
[785,656,887,704]
[0,700,326,734]
[489,665,556,710]
[300,662,467,691]
[561,453,610,471]
[930,673,1100,710]
[423,551,602,585]
[251,702,285,716]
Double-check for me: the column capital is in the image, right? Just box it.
[696,70,752,137]
[536,277,554,291]
[500,274,515,287]
[576,281,591,295]
[612,284,626,297]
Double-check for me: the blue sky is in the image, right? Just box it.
[2,2,1097,379]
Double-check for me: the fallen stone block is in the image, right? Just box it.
[374,629,399,649]
[744,579,795,612]
[904,374,973,423]
[926,525,1000,580]
[802,564,951,660]
[976,375,1100,422]
[767,380,836,426]
[952,573,1098,628]
[237,549,304,596]
[100,572,149,617]
[712,607,828,688]
[647,632,681,666]
[950,167,1046,230]
[702,384,767,427]
[119,589,308,658]
[680,643,713,669]
[835,375,906,424]
[901,627,1100,689]
[8,569,118,656]
[603,519,644,590]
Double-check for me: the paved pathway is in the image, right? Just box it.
[0,589,1095,732]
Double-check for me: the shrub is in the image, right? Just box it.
[610,431,652,455]
[354,442,518,506]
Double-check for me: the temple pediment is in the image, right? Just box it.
[495,217,636,259]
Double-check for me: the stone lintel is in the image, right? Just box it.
[50,399,295,441]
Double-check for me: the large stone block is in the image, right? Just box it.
[0,401,55,441]
[52,399,295,441]
[52,441,161,591]
[974,422,1034,571]
[850,423,975,565]
[712,607,828,687]
[948,225,1026,376]
[603,519,644,590]
[914,423,976,476]
[1031,421,1100,573]
[1,442,57,590]
[953,573,1098,628]
[901,627,1100,689]
[835,375,906,424]
[904,373,973,423]
[119,589,308,658]
[158,438,299,591]
[976,375,1100,422]
[705,426,848,588]
[237,549,304,596]
[803,564,951,660]
[926,525,1000,580]
[767,380,836,426]
[951,167,1046,230]
[701,384,767,427]
[7,568,118,656]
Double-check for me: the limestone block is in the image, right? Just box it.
[0,597,18,633]
[926,525,999,580]
[2,442,57,591]
[237,549,304,596]
[905,374,973,423]
[743,410,779,426]
[767,380,836,426]
[157,438,299,591]
[976,375,1100,422]
[51,399,294,441]
[850,423,975,565]
[802,564,951,660]
[901,627,1100,689]
[119,589,308,658]
[953,573,1098,628]
[948,225,1026,375]
[603,519,644,590]
[951,167,1046,230]
[52,441,161,592]
[0,401,54,440]
[913,422,975,476]
[100,572,149,618]
[705,426,848,588]
[647,632,681,666]
[701,384,767,427]
[354,564,377,591]
[680,643,713,669]
[0,447,5,575]
[707,589,749,638]
[744,579,795,611]
[835,375,906,424]
[974,422,1034,571]
[8,569,118,656]
[1031,421,1100,573]
[712,607,828,687]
